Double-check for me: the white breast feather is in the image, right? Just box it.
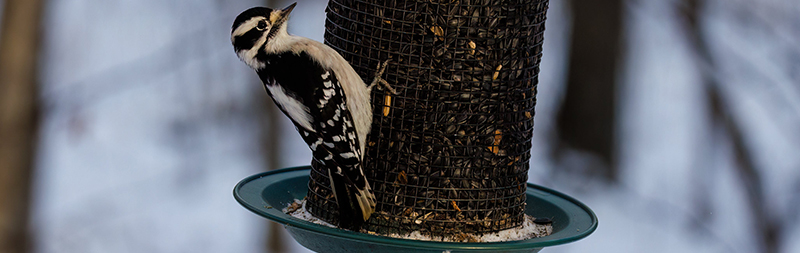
[266,84,316,133]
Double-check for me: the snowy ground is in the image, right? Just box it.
[27,0,799,252]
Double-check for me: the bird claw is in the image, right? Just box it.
[368,60,398,95]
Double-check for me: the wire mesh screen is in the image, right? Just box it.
[307,0,549,235]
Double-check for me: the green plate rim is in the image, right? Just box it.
[234,166,598,251]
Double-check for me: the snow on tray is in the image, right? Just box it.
[284,199,552,242]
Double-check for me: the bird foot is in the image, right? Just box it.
[367,60,398,95]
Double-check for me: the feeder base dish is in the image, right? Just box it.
[234,166,597,253]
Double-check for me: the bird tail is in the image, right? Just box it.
[327,167,376,230]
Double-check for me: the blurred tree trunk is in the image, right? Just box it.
[555,0,624,180]
[0,0,43,252]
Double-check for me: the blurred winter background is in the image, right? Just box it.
[0,0,798,252]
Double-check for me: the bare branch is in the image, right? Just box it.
[677,0,782,252]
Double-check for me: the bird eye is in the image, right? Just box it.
[256,20,267,30]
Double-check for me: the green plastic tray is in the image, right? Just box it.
[234,166,597,253]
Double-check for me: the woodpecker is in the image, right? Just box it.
[231,3,393,230]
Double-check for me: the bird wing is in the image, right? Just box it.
[256,51,364,175]
[256,51,375,227]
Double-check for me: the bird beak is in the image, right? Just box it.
[271,2,295,25]
[281,3,296,18]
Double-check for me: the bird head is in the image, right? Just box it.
[231,3,296,69]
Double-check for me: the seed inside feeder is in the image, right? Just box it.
[383,94,391,116]
[493,65,503,80]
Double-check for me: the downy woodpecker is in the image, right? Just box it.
[231,3,392,230]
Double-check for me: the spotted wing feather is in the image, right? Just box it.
[255,51,376,229]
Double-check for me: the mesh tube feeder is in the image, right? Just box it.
[306,0,545,236]
[234,0,597,252]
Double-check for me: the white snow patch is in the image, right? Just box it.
[386,216,552,243]
[284,199,552,243]
[284,199,336,228]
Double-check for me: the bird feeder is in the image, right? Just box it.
[308,0,547,236]
[235,0,597,251]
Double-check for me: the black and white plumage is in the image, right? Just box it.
[231,3,390,230]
